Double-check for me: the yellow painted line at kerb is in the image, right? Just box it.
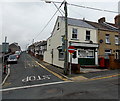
[35,61,68,81]
[89,74,120,81]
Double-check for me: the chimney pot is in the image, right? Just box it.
[98,17,106,23]
[114,14,120,28]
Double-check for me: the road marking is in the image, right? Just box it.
[70,76,88,81]
[2,82,11,87]
[22,75,51,82]
[1,68,10,86]
[35,61,68,81]
[1,81,73,92]
[27,55,68,81]
[89,74,120,81]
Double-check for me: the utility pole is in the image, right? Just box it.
[64,1,69,75]
[44,0,69,75]
[3,36,7,73]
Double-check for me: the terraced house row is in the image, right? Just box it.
[29,14,120,70]
[44,14,120,68]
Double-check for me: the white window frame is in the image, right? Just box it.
[58,49,64,60]
[105,34,110,44]
[115,35,119,45]
[78,49,94,58]
[72,28,78,39]
[105,49,111,59]
[86,30,90,40]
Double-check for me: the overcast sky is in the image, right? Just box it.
[0,0,120,50]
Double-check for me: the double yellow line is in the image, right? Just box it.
[35,61,68,81]
[89,74,120,81]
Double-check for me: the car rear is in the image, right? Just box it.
[7,55,18,64]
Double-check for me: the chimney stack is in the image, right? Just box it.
[98,17,106,23]
[114,14,120,28]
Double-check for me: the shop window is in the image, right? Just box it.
[78,50,87,58]
[78,49,94,58]
[87,50,94,58]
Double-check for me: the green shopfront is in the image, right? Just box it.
[71,42,98,66]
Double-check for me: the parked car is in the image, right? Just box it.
[15,51,21,58]
[14,54,20,59]
[7,54,18,64]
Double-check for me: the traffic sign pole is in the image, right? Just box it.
[68,46,75,75]
[69,53,72,75]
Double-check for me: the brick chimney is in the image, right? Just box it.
[98,17,106,23]
[114,14,120,28]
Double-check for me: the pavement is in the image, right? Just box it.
[30,54,120,81]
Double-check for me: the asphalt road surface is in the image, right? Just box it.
[1,52,119,100]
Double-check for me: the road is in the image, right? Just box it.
[1,52,119,100]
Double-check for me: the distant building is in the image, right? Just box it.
[28,41,47,60]
[9,42,21,53]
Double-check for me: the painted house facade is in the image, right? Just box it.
[44,16,98,68]
[86,17,119,60]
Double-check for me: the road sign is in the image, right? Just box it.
[68,46,75,53]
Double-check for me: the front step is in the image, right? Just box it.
[80,65,99,68]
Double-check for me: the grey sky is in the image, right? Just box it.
[1,0,120,50]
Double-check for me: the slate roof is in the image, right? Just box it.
[85,20,118,32]
[34,41,47,47]
[60,16,95,29]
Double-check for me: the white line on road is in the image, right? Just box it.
[1,67,10,86]
[1,81,73,92]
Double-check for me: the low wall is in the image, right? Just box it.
[109,54,120,69]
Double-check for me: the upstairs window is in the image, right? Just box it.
[105,34,110,44]
[86,31,90,40]
[115,35,119,45]
[72,28,78,39]
[57,22,60,30]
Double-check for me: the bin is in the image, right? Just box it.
[99,57,105,67]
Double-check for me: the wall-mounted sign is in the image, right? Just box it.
[99,39,103,43]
